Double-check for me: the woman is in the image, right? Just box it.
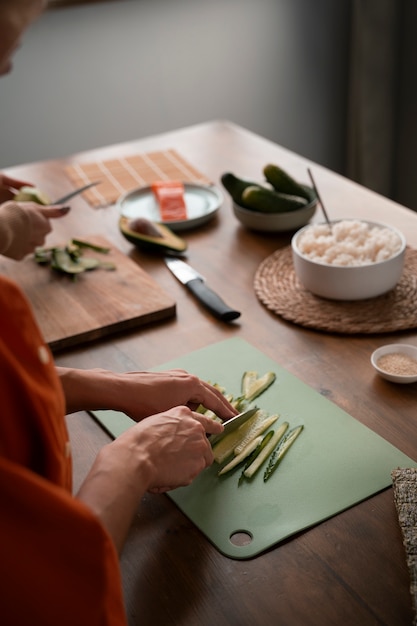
[0,2,234,624]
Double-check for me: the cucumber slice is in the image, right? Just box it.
[233,412,279,455]
[241,371,276,403]
[243,422,289,480]
[263,425,304,482]
[218,435,263,476]
[212,410,260,464]
[51,248,85,274]
[71,239,110,254]
[238,429,276,486]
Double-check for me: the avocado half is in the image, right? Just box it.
[119,215,187,254]
[14,185,51,205]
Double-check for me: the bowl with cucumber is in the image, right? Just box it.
[221,164,317,233]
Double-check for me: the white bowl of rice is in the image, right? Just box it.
[291,219,406,300]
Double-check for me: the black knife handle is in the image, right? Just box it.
[186,278,241,322]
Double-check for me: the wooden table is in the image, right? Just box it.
[6,121,417,625]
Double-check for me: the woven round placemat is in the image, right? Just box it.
[254,246,417,334]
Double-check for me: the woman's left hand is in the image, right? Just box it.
[0,173,33,202]
[58,367,238,423]
[118,369,238,421]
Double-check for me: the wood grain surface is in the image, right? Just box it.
[5,121,417,626]
[0,235,175,351]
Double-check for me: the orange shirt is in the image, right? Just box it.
[0,275,127,626]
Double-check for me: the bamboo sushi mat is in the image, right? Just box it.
[392,468,417,625]
[65,149,212,208]
[254,246,417,334]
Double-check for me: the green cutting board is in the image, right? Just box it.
[92,338,416,560]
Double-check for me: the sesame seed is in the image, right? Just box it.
[377,353,417,376]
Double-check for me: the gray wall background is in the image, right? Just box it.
[0,0,351,173]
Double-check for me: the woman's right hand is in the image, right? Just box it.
[0,200,70,260]
[76,406,223,552]
[117,405,223,493]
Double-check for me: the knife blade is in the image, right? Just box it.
[209,407,259,446]
[54,181,101,204]
[164,257,241,322]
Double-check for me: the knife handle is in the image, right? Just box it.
[186,278,241,322]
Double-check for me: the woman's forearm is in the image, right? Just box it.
[76,437,151,554]
[57,366,127,415]
[57,366,237,423]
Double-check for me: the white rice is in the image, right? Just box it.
[296,220,403,266]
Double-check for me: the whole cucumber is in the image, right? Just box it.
[263,164,313,202]
[221,172,263,207]
[242,186,307,213]
[299,183,316,203]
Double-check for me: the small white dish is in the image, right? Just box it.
[371,343,417,384]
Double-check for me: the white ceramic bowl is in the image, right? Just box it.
[371,344,417,383]
[233,198,317,233]
[291,220,406,300]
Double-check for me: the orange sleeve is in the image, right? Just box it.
[0,274,71,488]
[0,275,127,625]
[0,455,127,626]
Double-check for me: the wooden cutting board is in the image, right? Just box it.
[92,338,417,560]
[0,236,175,351]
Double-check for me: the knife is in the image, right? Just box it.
[209,406,259,446]
[164,257,241,322]
[54,181,101,204]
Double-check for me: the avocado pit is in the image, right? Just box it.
[129,217,164,238]
[119,215,187,254]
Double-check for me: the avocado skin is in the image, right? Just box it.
[119,216,187,254]
[263,164,313,202]
[242,186,307,213]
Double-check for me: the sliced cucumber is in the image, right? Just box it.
[211,410,261,464]
[241,371,276,403]
[218,435,263,476]
[51,248,85,274]
[71,239,110,254]
[233,412,278,456]
[263,425,304,482]
[243,422,289,480]
[238,429,276,486]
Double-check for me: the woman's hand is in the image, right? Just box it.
[0,200,70,260]
[119,369,237,420]
[120,405,223,492]
[0,174,33,202]
[77,405,223,552]
[58,367,238,422]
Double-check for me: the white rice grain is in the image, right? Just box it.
[296,220,402,266]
